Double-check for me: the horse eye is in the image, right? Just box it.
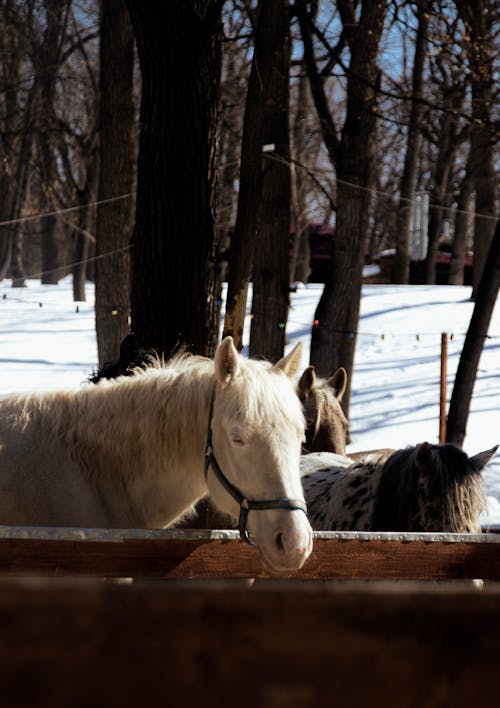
[230,428,246,446]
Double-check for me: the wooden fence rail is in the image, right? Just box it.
[1,527,500,707]
[0,526,500,580]
[0,577,499,707]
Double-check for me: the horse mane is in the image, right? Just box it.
[8,348,304,486]
[371,447,420,531]
[372,443,486,532]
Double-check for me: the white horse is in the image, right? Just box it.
[0,337,312,572]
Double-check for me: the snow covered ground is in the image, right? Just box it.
[0,277,498,523]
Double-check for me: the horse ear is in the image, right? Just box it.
[469,445,498,473]
[275,341,303,379]
[327,367,347,401]
[215,336,240,384]
[297,366,316,401]
[415,441,433,472]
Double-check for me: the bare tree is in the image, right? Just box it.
[127,0,223,357]
[94,0,135,365]
[448,148,474,285]
[222,0,280,352]
[297,0,387,415]
[446,217,499,446]
[33,0,72,284]
[0,0,31,281]
[249,0,291,362]
[455,0,497,297]
[392,0,429,284]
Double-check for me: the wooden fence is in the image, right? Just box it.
[1,527,500,707]
[0,526,500,580]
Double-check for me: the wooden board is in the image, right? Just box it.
[0,577,499,708]
[0,527,500,579]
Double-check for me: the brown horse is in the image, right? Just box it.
[297,365,349,455]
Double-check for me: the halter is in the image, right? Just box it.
[204,386,308,545]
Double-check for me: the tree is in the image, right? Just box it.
[448,148,474,285]
[455,0,497,297]
[94,0,135,366]
[127,1,223,357]
[297,0,387,415]
[392,0,429,284]
[34,0,71,285]
[446,217,499,446]
[248,0,292,362]
[222,0,281,352]
[0,0,31,281]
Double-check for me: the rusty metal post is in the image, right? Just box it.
[439,332,448,443]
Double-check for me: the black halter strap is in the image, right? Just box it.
[204,387,308,545]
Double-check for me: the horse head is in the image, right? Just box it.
[206,336,313,573]
[375,442,498,533]
[413,442,498,532]
[297,365,349,455]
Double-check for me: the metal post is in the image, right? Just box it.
[439,332,448,443]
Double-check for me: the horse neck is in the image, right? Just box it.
[72,364,215,523]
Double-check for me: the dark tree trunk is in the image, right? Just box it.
[291,73,311,285]
[392,0,428,284]
[223,0,281,352]
[73,152,98,303]
[128,1,222,358]
[249,0,291,362]
[449,149,474,285]
[446,217,499,446]
[0,0,26,281]
[37,0,70,285]
[455,0,496,297]
[424,86,463,284]
[298,0,387,416]
[95,0,135,365]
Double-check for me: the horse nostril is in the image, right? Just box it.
[275,531,285,554]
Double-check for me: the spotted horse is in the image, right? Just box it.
[301,443,498,533]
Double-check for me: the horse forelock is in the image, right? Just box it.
[425,444,486,532]
[216,358,305,435]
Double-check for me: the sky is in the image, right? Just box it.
[0,277,498,524]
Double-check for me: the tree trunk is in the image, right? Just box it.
[0,0,26,281]
[128,1,222,358]
[424,86,463,284]
[298,0,387,416]
[95,0,135,365]
[446,217,499,446]
[222,0,281,351]
[448,149,474,285]
[73,151,98,303]
[249,0,291,362]
[455,0,496,296]
[392,0,428,284]
[37,0,70,285]
[291,73,311,285]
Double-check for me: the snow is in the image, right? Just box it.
[0,277,499,524]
